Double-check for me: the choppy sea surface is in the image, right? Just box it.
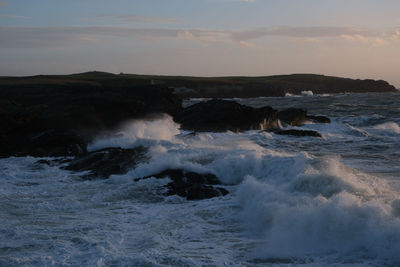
[1,92,400,266]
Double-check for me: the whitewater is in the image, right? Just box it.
[1,92,400,266]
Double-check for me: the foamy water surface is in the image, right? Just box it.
[1,93,400,266]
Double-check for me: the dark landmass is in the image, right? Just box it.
[0,75,181,157]
[0,71,397,100]
[176,99,330,133]
[175,99,279,132]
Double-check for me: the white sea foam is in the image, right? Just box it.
[2,93,400,265]
[88,114,180,151]
[105,119,400,262]
[301,90,314,96]
[236,155,400,262]
[372,122,400,134]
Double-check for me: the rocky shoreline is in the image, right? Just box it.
[1,82,333,200]
[1,73,371,200]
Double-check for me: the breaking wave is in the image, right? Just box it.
[372,122,400,134]
[2,92,400,266]
[92,115,400,264]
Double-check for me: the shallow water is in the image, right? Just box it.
[1,93,400,266]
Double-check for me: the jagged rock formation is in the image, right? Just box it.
[175,99,279,132]
[62,147,148,179]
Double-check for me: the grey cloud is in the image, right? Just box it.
[96,14,184,24]
[0,25,395,48]
[230,26,374,41]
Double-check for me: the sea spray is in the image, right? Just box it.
[2,93,400,266]
[88,114,180,151]
[372,122,400,134]
[236,155,400,262]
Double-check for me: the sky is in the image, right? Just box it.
[0,0,399,87]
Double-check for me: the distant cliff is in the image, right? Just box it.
[146,73,398,98]
[0,72,397,99]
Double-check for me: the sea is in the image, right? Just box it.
[1,92,400,266]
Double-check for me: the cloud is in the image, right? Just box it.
[95,14,184,24]
[0,25,398,48]
[0,26,180,48]
[239,40,257,49]
[230,26,373,41]
[0,0,9,7]
[340,31,398,47]
[340,34,369,43]
[0,26,230,48]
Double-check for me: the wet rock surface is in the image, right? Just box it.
[62,147,148,179]
[277,108,308,126]
[307,115,331,124]
[175,99,279,132]
[277,108,331,126]
[135,169,229,200]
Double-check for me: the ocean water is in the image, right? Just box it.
[1,92,400,266]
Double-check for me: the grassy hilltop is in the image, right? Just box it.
[0,71,397,98]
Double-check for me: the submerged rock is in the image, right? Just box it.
[175,99,279,132]
[273,129,323,138]
[307,115,331,124]
[63,147,148,179]
[135,169,229,200]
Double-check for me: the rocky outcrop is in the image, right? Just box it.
[135,169,229,200]
[61,147,148,179]
[175,99,279,132]
[277,108,308,126]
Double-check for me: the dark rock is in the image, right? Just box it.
[135,168,229,200]
[1,129,87,158]
[274,129,322,138]
[63,147,148,179]
[307,115,331,123]
[28,130,87,157]
[175,99,279,132]
[277,108,331,126]
[277,108,308,126]
[179,184,229,201]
